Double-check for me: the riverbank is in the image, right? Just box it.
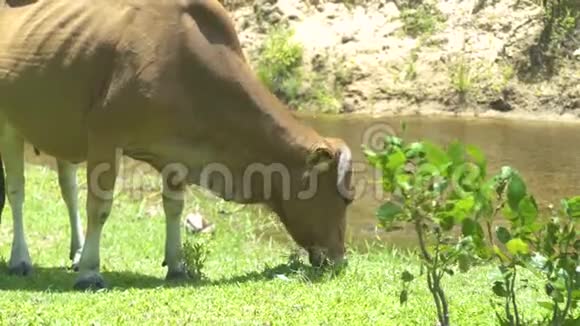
[0,164,549,325]
[227,0,580,119]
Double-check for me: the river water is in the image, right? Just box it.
[301,114,580,247]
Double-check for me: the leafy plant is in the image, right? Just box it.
[255,27,346,113]
[449,56,473,98]
[399,2,446,38]
[182,235,211,282]
[365,128,580,325]
[256,26,305,105]
[486,167,536,326]
[529,198,579,325]
[364,129,495,325]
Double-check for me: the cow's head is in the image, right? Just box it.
[269,137,354,267]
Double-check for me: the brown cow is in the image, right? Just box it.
[0,0,354,290]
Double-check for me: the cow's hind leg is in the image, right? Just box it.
[74,141,120,290]
[0,125,31,276]
[162,177,187,281]
[56,160,84,270]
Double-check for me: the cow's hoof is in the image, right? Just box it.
[70,253,82,272]
[70,261,80,272]
[8,261,33,276]
[70,247,83,263]
[74,272,107,291]
[165,269,189,282]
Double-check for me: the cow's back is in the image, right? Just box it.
[0,0,141,161]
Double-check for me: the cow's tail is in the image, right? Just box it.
[0,154,5,225]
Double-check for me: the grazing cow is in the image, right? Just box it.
[0,0,354,290]
[0,124,84,275]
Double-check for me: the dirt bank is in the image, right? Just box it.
[225,0,580,120]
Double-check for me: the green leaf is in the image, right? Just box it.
[563,196,580,218]
[563,317,580,326]
[537,300,554,311]
[518,195,538,227]
[399,289,408,305]
[492,281,509,297]
[405,142,424,159]
[387,136,403,149]
[495,227,512,244]
[547,286,565,303]
[451,196,476,223]
[507,172,527,211]
[493,245,510,263]
[394,174,412,192]
[499,166,512,179]
[506,238,529,256]
[423,141,451,169]
[462,218,480,238]
[377,202,404,225]
[401,270,414,283]
[458,252,472,273]
[447,141,465,166]
[437,212,455,231]
[466,144,486,167]
[386,149,406,172]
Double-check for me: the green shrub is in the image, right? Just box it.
[182,235,211,282]
[537,0,579,54]
[400,2,446,38]
[449,56,473,98]
[255,27,347,113]
[364,128,579,326]
[256,26,305,106]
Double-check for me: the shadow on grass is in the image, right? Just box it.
[0,260,344,293]
[0,265,166,292]
[205,259,346,287]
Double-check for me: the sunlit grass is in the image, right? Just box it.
[0,163,550,325]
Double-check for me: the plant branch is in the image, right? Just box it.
[427,271,445,326]
[434,232,450,326]
[487,193,507,246]
[511,265,520,326]
[415,217,432,262]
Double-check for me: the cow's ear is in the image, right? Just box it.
[301,144,335,189]
[306,144,335,173]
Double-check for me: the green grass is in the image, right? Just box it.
[399,2,446,38]
[255,26,345,113]
[0,163,551,324]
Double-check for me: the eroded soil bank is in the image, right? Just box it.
[226,0,580,120]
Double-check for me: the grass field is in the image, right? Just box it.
[0,163,553,325]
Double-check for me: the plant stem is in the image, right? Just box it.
[434,273,450,325]
[415,218,432,262]
[510,266,520,326]
[486,221,494,247]
[433,233,449,326]
[427,272,445,325]
[561,273,573,324]
[414,214,449,325]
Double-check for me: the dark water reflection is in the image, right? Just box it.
[300,114,580,248]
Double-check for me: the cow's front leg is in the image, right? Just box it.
[0,128,31,276]
[162,178,187,281]
[73,145,119,290]
[56,160,84,271]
